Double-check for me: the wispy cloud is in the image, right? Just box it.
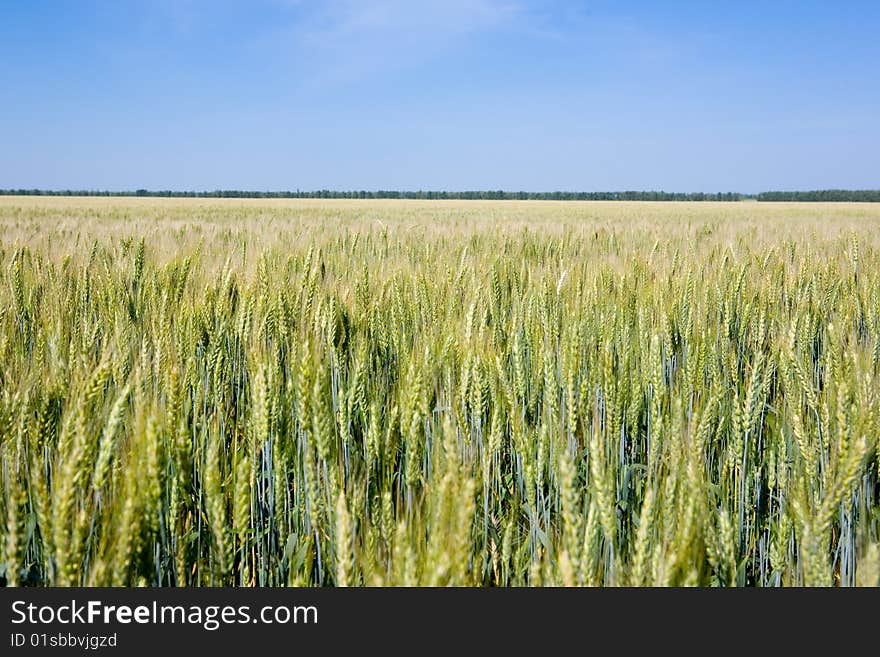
[303,0,522,38]
[267,0,528,84]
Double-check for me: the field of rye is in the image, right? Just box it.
[0,197,879,587]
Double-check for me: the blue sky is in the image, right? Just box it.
[1,0,878,192]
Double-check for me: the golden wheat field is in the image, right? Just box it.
[1,197,879,587]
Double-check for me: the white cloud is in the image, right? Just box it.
[306,0,521,37]
[277,0,527,83]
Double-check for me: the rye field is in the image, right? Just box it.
[1,197,879,587]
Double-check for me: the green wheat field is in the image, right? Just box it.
[1,197,879,587]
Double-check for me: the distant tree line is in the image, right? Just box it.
[1,189,878,201]
[0,189,747,200]
[755,190,880,202]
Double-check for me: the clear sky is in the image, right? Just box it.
[2,0,879,192]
